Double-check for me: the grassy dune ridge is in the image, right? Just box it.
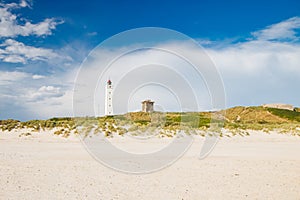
[1,106,300,137]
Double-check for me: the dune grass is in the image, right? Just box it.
[1,106,300,137]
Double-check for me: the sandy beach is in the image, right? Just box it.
[0,130,299,200]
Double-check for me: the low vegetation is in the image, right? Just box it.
[1,106,300,137]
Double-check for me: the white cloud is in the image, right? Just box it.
[2,54,26,63]
[39,85,60,93]
[0,70,29,85]
[0,0,31,9]
[0,0,63,37]
[25,89,73,119]
[2,33,300,120]
[0,1,69,64]
[205,34,300,107]
[19,0,31,8]
[24,85,65,102]
[74,24,300,117]
[207,39,300,75]
[2,17,300,120]
[251,17,300,41]
[0,85,67,104]
[0,68,75,120]
[0,1,75,120]
[32,74,45,79]
[0,39,61,63]
[74,41,223,117]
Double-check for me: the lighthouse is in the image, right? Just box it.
[105,79,113,116]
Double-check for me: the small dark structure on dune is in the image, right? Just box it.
[141,100,154,113]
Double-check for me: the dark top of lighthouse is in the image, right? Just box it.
[107,79,112,85]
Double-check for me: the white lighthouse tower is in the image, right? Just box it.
[105,79,113,116]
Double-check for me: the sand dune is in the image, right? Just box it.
[0,130,299,199]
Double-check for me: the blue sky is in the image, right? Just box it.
[0,0,300,120]
[10,0,300,45]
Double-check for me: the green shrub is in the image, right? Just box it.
[267,108,300,122]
